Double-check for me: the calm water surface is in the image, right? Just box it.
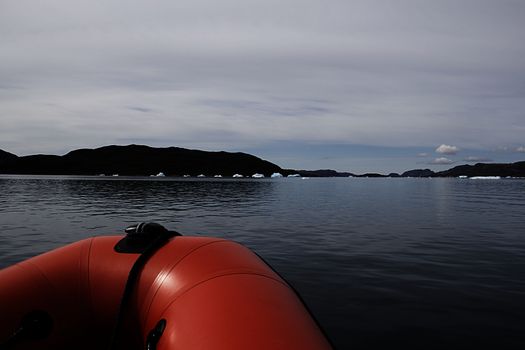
[1,175,524,349]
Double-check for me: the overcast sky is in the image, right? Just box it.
[1,0,524,172]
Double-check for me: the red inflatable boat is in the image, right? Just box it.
[0,223,331,349]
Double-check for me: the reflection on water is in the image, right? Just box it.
[1,176,525,348]
[0,177,277,263]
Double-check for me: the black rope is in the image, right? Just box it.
[107,225,179,350]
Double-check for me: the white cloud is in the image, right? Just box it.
[435,144,459,155]
[430,157,454,165]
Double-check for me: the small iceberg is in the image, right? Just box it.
[156,172,165,177]
[183,174,191,178]
[197,174,206,178]
[252,173,265,178]
[232,174,244,178]
[458,175,468,179]
[271,172,283,178]
[214,175,222,178]
[287,174,301,178]
[112,174,119,177]
[470,176,501,180]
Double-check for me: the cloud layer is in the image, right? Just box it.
[1,0,525,170]
[435,144,460,155]
[430,157,454,165]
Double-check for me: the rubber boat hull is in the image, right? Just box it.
[0,235,332,349]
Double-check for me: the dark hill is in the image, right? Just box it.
[288,169,355,177]
[356,173,387,178]
[0,145,283,176]
[0,149,18,164]
[436,161,525,177]
[401,169,436,177]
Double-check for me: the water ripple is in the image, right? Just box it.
[1,176,525,348]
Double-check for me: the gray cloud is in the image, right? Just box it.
[1,0,525,170]
[463,156,492,162]
[127,106,155,113]
[430,157,455,165]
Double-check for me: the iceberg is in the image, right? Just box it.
[252,173,265,178]
[197,174,206,178]
[271,173,283,178]
[470,176,501,180]
[214,175,222,178]
[287,174,301,178]
[156,172,165,177]
[232,174,244,178]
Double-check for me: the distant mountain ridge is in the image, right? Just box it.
[0,145,282,176]
[288,169,355,177]
[399,162,525,178]
[1,145,524,177]
[401,169,436,177]
[292,162,525,178]
[0,149,17,162]
[436,161,525,178]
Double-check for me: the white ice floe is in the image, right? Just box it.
[458,175,468,179]
[252,173,265,178]
[470,176,501,180]
[232,174,244,178]
[271,172,283,178]
[287,174,301,178]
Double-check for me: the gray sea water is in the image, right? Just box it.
[1,175,524,349]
